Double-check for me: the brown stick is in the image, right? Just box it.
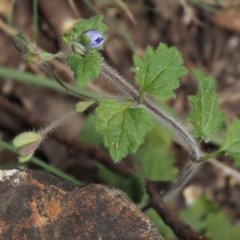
[145,180,208,240]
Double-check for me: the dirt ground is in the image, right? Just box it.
[1,0,240,239]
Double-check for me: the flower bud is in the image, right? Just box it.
[83,30,104,48]
[62,32,73,44]
[13,132,42,162]
[13,132,42,148]
[71,42,87,55]
[12,31,35,54]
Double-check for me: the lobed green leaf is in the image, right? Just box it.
[136,122,178,181]
[66,52,102,87]
[188,70,226,141]
[98,164,144,203]
[95,100,153,162]
[180,196,240,240]
[132,43,187,101]
[73,15,107,37]
[78,115,103,147]
[137,144,177,181]
[220,120,240,165]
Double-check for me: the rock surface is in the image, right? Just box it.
[0,168,164,240]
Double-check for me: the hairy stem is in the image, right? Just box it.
[161,161,202,199]
[41,110,76,137]
[0,139,83,185]
[41,62,135,103]
[100,62,201,197]
[142,97,199,162]
[100,62,199,162]
[50,71,94,100]
[101,62,140,102]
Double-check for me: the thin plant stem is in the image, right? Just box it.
[41,110,76,136]
[99,61,201,198]
[0,66,67,93]
[100,62,199,162]
[40,62,135,103]
[142,97,199,162]
[6,0,16,26]
[101,62,140,102]
[199,149,222,162]
[0,66,97,98]
[30,157,83,185]
[33,0,38,43]
[0,139,83,185]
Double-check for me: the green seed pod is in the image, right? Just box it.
[13,132,42,148]
[12,31,35,54]
[19,154,33,163]
[71,42,87,55]
[13,132,42,163]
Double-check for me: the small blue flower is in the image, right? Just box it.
[83,30,104,48]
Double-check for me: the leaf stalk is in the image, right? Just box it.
[100,62,199,162]
[199,149,222,162]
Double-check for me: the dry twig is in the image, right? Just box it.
[145,180,207,240]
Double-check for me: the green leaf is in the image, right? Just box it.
[73,15,107,37]
[97,164,144,203]
[188,70,226,141]
[204,212,232,240]
[66,52,101,87]
[146,209,176,239]
[132,43,187,101]
[180,196,207,233]
[95,100,153,162]
[136,122,178,181]
[144,120,173,147]
[137,144,177,181]
[78,115,103,147]
[229,227,240,240]
[220,120,240,165]
[180,195,237,240]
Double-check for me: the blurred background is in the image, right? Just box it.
[1,0,240,239]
